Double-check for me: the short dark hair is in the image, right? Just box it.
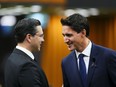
[60,13,90,37]
[14,18,41,43]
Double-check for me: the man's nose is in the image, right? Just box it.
[64,36,69,43]
[42,38,44,42]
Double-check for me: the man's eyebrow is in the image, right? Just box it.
[62,33,73,36]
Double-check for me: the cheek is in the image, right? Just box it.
[72,38,80,46]
[36,38,41,45]
[70,37,77,42]
[73,35,81,41]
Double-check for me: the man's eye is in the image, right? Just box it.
[66,34,72,37]
[62,34,73,37]
[40,35,44,37]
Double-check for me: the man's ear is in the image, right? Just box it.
[25,34,32,43]
[81,29,86,36]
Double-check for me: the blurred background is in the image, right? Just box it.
[0,0,116,87]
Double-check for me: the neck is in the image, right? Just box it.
[84,38,90,48]
[17,43,32,52]
[76,37,90,52]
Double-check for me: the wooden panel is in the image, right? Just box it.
[89,15,116,50]
[41,15,70,87]
[0,0,65,4]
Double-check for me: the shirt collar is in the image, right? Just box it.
[16,46,34,60]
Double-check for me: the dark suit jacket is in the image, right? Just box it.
[61,43,116,87]
[4,48,49,87]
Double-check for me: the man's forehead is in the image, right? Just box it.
[36,25,42,29]
[36,25,42,31]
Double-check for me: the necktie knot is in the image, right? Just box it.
[78,54,85,59]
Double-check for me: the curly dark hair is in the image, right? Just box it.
[60,13,90,37]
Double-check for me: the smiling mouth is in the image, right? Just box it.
[67,44,72,48]
[67,42,73,46]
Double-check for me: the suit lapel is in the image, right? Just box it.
[69,51,83,87]
[86,44,98,87]
[13,48,34,61]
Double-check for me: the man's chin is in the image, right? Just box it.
[68,47,75,51]
[38,48,40,51]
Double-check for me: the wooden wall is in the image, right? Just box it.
[0,0,65,4]
[89,15,116,49]
[41,15,70,87]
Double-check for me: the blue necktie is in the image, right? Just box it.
[79,54,86,87]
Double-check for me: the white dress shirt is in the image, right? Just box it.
[75,41,92,73]
[16,46,34,60]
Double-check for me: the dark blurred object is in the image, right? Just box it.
[0,15,25,87]
[67,0,116,8]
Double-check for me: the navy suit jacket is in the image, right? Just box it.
[5,48,49,87]
[61,43,116,87]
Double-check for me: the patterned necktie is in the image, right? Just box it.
[78,54,86,87]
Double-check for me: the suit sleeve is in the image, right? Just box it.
[18,62,41,87]
[107,52,116,86]
[61,61,70,87]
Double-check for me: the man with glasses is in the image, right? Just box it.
[4,18,49,87]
